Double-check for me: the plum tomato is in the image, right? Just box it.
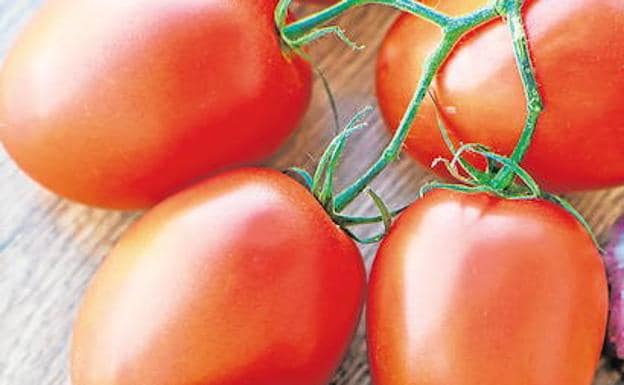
[71,168,365,385]
[0,0,311,209]
[367,189,608,385]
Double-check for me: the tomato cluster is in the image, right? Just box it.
[1,0,621,384]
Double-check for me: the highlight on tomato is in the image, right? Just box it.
[70,168,366,385]
[376,0,624,192]
[367,188,608,385]
[0,0,311,209]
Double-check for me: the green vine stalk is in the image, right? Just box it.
[277,0,594,244]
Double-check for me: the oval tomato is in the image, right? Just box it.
[367,189,607,384]
[71,168,365,385]
[377,0,624,192]
[0,0,311,209]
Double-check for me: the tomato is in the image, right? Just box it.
[71,168,365,385]
[367,189,608,384]
[0,0,311,209]
[377,0,624,192]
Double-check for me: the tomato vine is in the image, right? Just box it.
[277,0,594,244]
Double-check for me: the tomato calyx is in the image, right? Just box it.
[421,159,599,248]
[287,107,407,244]
[421,95,598,246]
[422,146,594,235]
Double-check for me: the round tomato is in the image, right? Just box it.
[0,0,311,209]
[71,168,365,385]
[377,0,624,192]
[367,189,607,384]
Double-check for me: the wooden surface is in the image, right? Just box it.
[1,1,624,384]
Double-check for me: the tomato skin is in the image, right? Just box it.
[367,189,607,385]
[70,168,365,385]
[0,0,311,209]
[377,0,624,192]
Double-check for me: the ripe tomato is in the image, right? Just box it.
[377,0,624,192]
[0,0,311,209]
[71,168,365,385]
[367,189,608,385]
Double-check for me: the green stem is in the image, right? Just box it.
[333,4,499,212]
[282,0,451,42]
[335,204,408,226]
[281,0,549,242]
[490,1,543,189]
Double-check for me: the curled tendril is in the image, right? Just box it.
[431,157,474,186]
[429,91,492,183]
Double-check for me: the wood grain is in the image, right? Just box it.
[1,1,623,384]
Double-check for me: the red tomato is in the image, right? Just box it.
[377,0,624,192]
[367,189,608,384]
[71,168,365,385]
[0,0,311,209]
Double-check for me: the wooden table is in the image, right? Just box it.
[1,1,623,384]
